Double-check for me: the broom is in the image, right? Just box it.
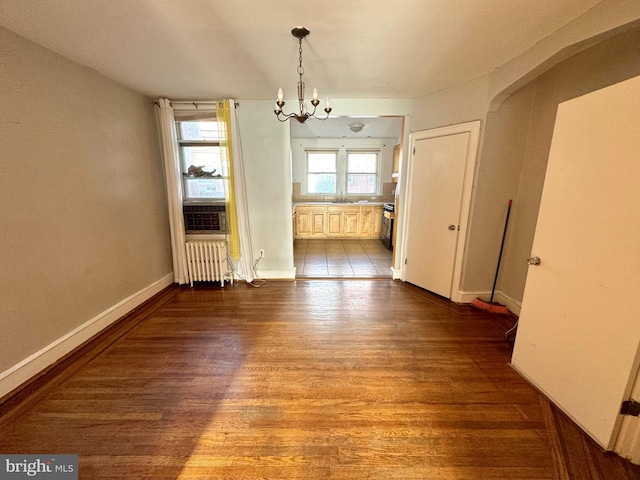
[471,199,512,315]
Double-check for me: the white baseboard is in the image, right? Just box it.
[457,290,487,304]
[457,289,522,315]
[0,273,174,399]
[256,268,296,280]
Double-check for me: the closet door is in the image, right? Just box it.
[512,75,640,449]
[402,121,479,300]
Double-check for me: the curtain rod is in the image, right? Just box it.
[154,99,239,108]
[153,100,239,109]
[170,100,220,105]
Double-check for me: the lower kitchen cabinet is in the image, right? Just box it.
[371,205,384,236]
[294,204,385,239]
[326,209,343,236]
[294,206,325,237]
[341,207,361,237]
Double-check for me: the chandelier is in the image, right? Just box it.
[274,27,332,123]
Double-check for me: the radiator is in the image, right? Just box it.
[185,240,231,287]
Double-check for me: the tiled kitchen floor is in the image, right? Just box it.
[294,239,393,278]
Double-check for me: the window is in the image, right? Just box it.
[177,120,227,200]
[306,151,337,194]
[303,146,382,196]
[347,151,378,194]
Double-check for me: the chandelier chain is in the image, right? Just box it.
[297,38,304,76]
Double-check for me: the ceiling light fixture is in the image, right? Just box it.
[274,27,332,123]
[349,122,365,133]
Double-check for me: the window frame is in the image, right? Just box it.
[346,150,380,195]
[175,119,227,202]
[302,144,383,197]
[305,150,339,195]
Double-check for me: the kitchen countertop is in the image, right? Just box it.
[293,201,387,205]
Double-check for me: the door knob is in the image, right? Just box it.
[448,225,456,231]
[527,256,541,266]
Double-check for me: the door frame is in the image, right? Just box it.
[400,120,481,302]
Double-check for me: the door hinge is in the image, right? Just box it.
[621,399,640,416]
[413,147,415,155]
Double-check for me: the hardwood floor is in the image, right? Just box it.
[1,280,640,479]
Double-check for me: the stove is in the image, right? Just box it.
[381,203,395,250]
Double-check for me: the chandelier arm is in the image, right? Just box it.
[317,110,331,120]
[275,111,300,122]
[307,102,317,117]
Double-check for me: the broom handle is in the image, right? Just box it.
[490,199,512,303]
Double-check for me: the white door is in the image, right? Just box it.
[403,122,478,299]
[511,75,640,450]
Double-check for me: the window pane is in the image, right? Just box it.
[308,152,337,172]
[180,146,226,199]
[180,146,226,177]
[178,121,223,141]
[347,174,376,194]
[347,152,377,173]
[184,178,225,198]
[308,174,336,194]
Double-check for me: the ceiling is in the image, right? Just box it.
[0,0,603,103]
[290,116,403,140]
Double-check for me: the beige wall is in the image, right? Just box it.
[0,27,172,381]
[463,84,537,294]
[494,26,640,305]
[409,10,640,307]
[236,100,295,278]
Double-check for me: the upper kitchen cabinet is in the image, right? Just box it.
[392,144,401,183]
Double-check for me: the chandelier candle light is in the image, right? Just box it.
[275,27,332,123]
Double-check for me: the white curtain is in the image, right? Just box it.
[156,99,188,284]
[228,100,255,283]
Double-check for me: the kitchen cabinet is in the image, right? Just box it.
[326,208,343,236]
[342,207,360,237]
[359,205,383,237]
[392,144,401,183]
[372,205,383,236]
[294,206,325,237]
[359,206,373,236]
[326,206,359,237]
[293,204,385,239]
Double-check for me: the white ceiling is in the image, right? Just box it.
[290,116,403,140]
[0,0,602,102]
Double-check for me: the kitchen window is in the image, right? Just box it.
[304,147,381,196]
[307,151,338,194]
[347,151,378,194]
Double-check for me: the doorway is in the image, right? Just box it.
[290,116,404,280]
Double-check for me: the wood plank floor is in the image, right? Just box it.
[1,280,640,479]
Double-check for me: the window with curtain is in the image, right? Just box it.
[157,98,250,283]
